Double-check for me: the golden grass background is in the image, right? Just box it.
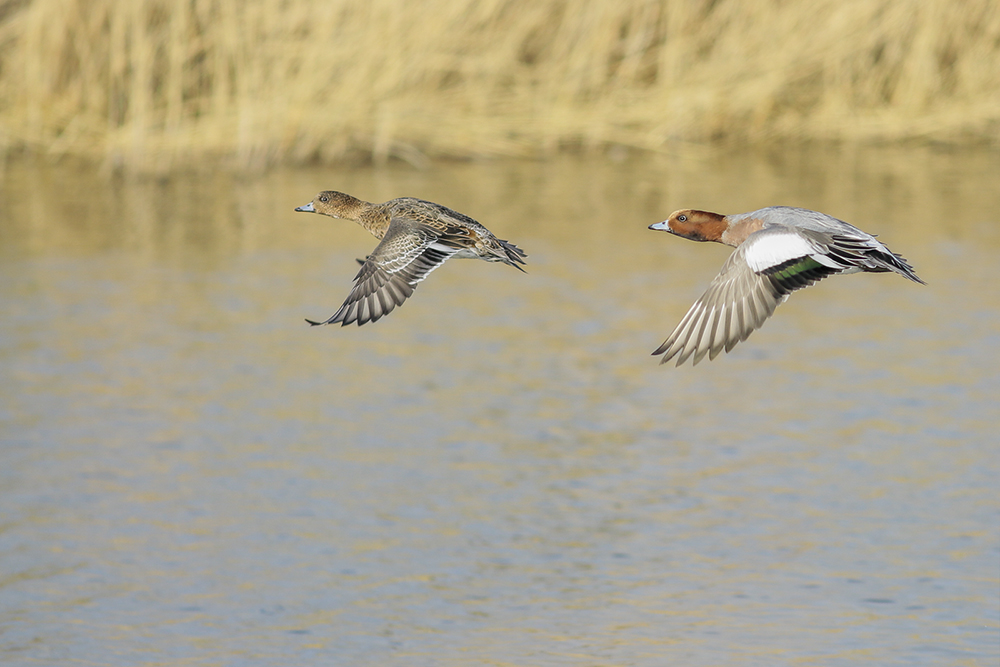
[1,0,998,171]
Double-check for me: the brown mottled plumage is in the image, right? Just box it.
[295,191,526,326]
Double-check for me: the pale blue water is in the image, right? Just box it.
[1,148,998,666]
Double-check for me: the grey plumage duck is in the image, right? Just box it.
[648,206,925,366]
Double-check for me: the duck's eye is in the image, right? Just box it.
[677,214,687,222]
[319,195,329,202]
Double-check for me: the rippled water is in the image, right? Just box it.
[1,146,998,666]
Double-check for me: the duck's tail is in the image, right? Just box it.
[872,249,926,285]
[831,234,925,285]
[499,240,528,272]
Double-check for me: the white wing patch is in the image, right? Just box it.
[743,232,816,273]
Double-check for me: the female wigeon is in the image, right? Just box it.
[295,191,526,326]
[648,206,924,366]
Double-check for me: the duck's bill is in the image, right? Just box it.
[295,202,315,212]
[648,221,669,231]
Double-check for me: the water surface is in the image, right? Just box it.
[1,146,998,666]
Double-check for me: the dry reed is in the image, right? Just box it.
[0,0,998,171]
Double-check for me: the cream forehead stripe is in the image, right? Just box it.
[743,233,815,273]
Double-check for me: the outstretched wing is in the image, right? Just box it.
[307,219,461,327]
[653,227,844,366]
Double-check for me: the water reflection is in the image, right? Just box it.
[1,146,998,666]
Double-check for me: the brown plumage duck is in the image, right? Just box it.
[296,191,526,326]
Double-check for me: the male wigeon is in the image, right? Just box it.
[648,206,925,366]
[295,191,526,326]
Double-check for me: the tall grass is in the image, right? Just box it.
[1,0,998,171]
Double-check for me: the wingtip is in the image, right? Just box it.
[305,318,324,326]
[653,346,683,366]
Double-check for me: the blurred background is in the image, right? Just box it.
[0,0,998,171]
[1,1,999,666]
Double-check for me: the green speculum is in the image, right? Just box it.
[772,256,823,280]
